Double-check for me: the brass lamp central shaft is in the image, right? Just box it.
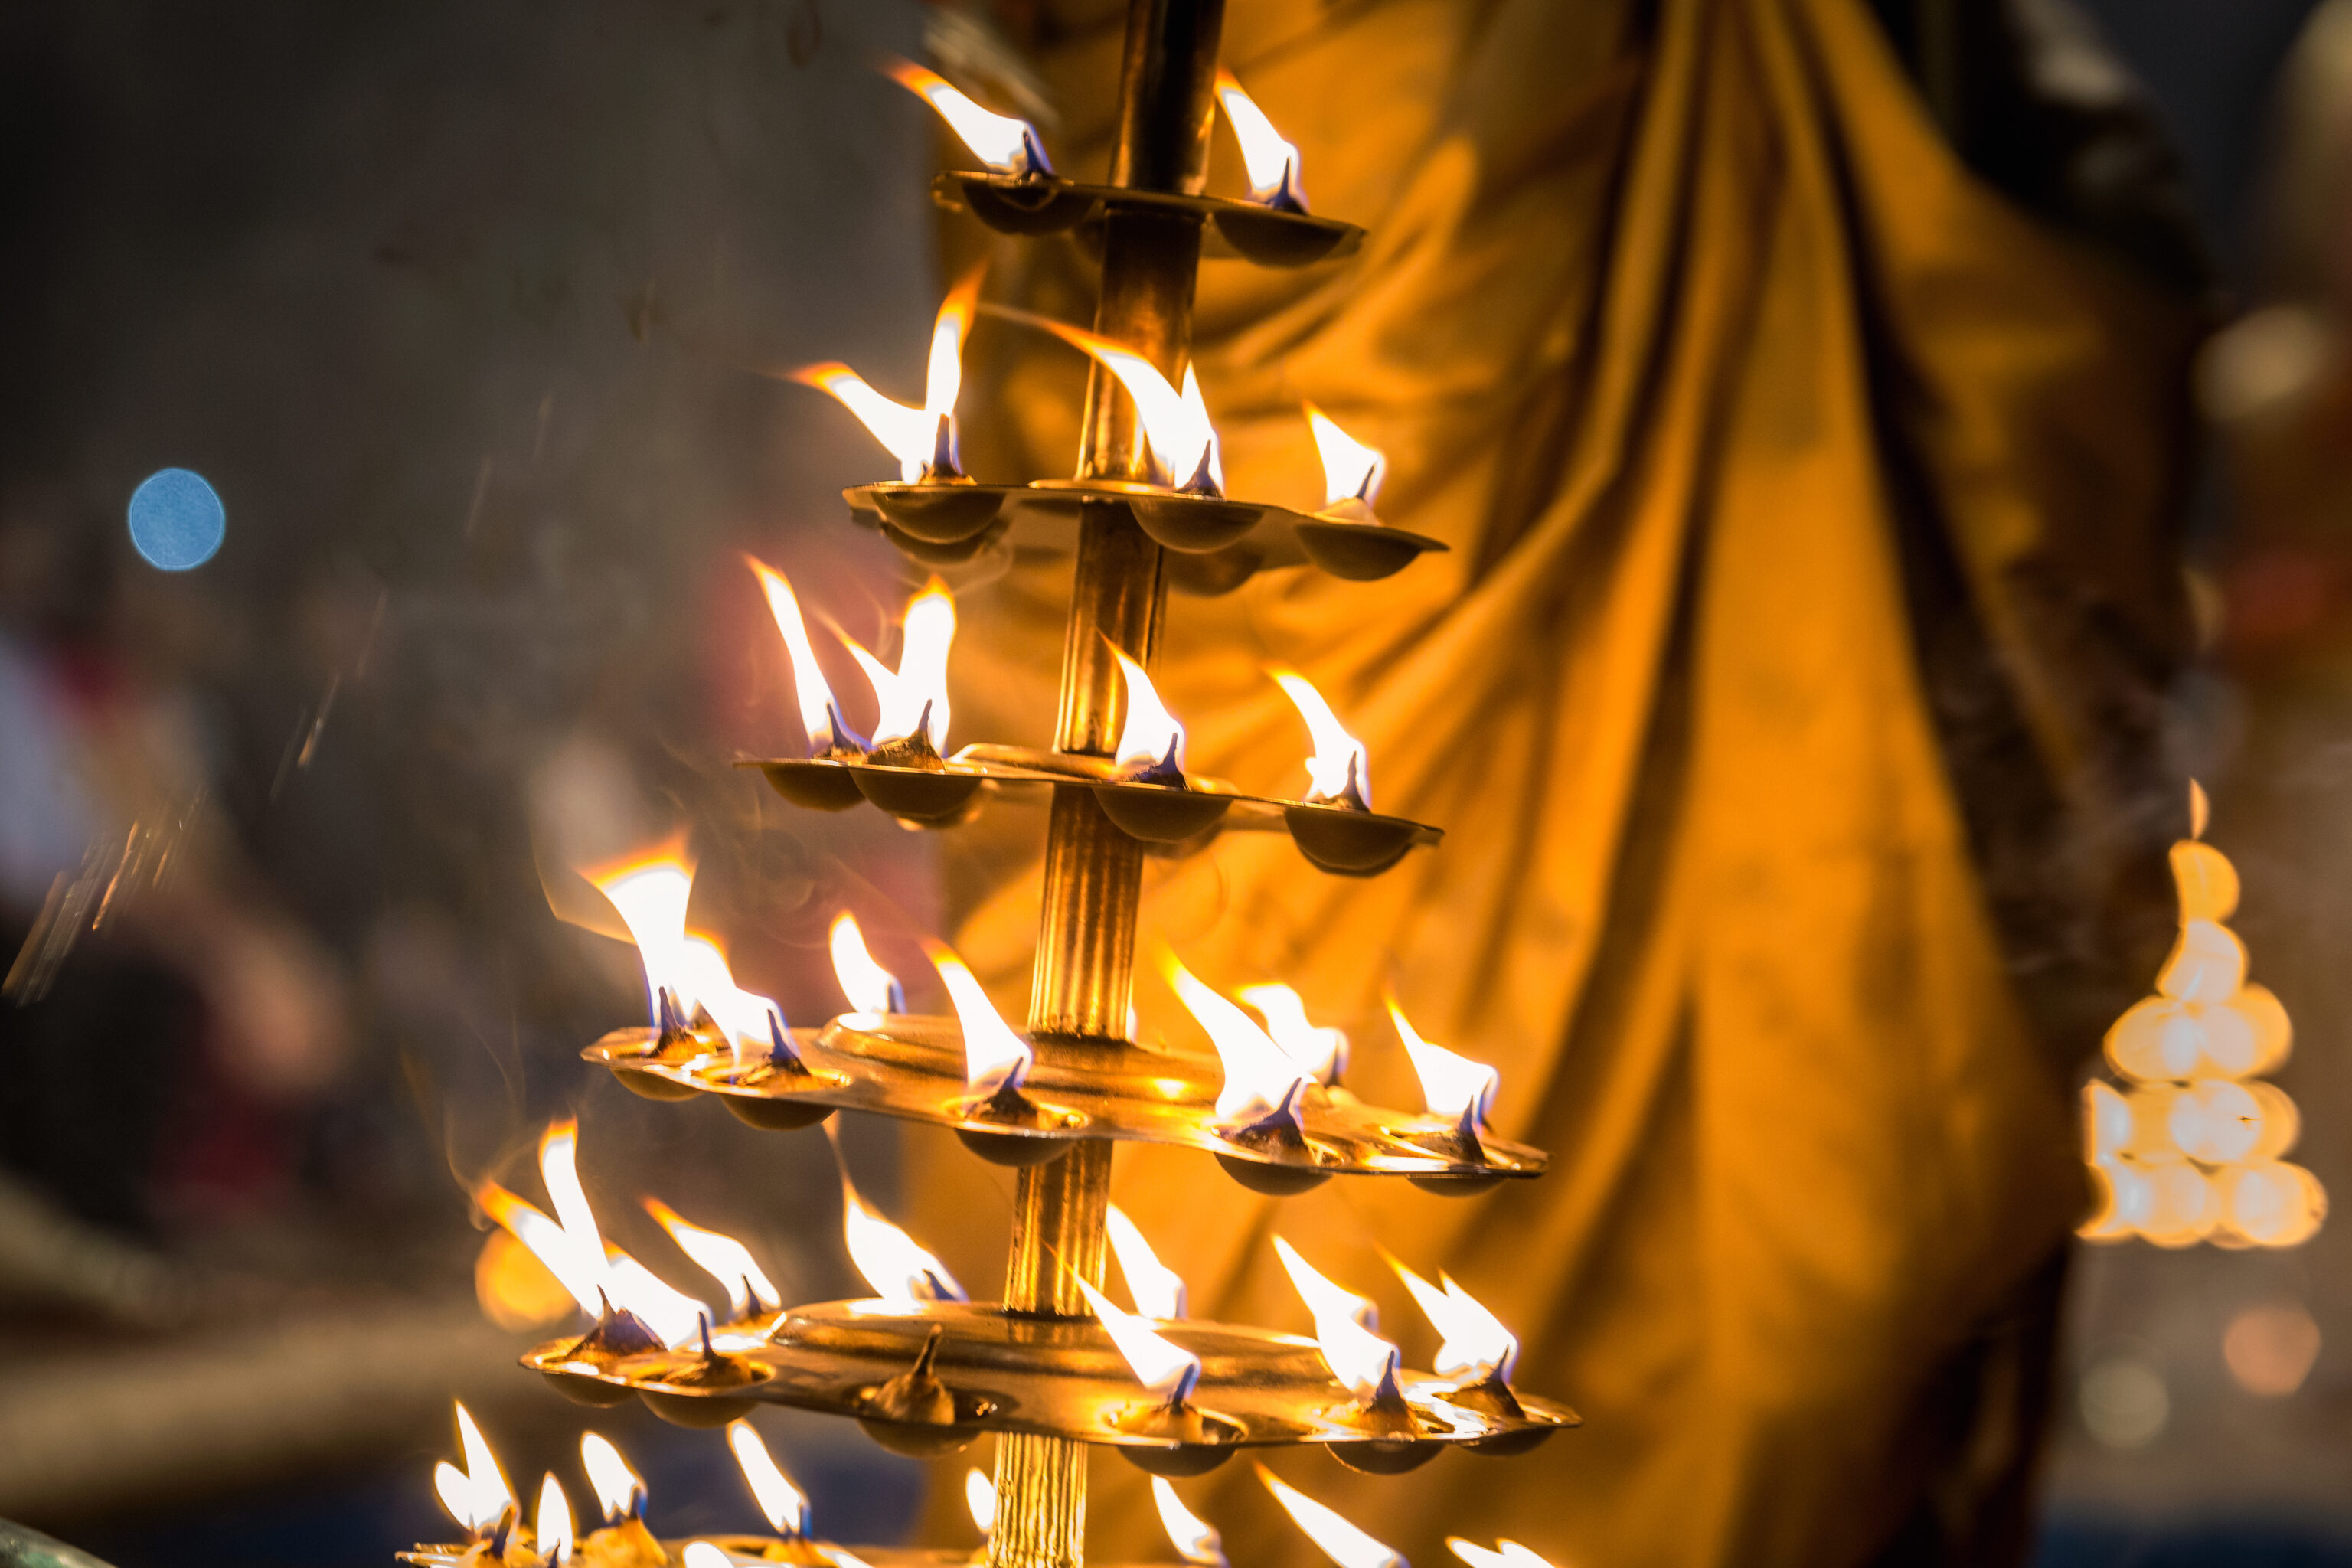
[990,5,1224,1568]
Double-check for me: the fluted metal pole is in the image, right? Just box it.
[987,5,1224,1568]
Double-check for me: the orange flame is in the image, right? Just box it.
[929,941,1034,1100]
[792,266,985,482]
[841,579,956,751]
[838,1163,967,1307]
[432,1402,515,1537]
[1112,649,1187,775]
[884,58,1052,176]
[1214,70,1308,210]
[580,1432,645,1523]
[1256,1463,1405,1568]
[793,364,935,484]
[645,1197,780,1321]
[965,1468,996,1537]
[1273,1236,1401,1403]
[1106,1204,1187,1319]
[1237,984,1348,1086]
[1029,317,1219,491]
[1387,997,1498,1138]
[1152,1477,1228,1568]
[727,1418,811,1537]
[1388,1254,1518,1383]
[1075,1275,1201,1405]
[1304,404,1386,510]
[1269,668,1372,810]
[475,1122,710,1347]
[829,912,904,1017]
[749,557,849,755]
[1449,1540,1557,1568]
[588,851,784,1060]
[1162,954,1312,1124]
[536,1474,574,1561]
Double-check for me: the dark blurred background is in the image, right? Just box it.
[2,1,2351,1564]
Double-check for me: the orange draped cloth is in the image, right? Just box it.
[912,0,2198,1562]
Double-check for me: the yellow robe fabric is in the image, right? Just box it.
[912,0,2199,1563]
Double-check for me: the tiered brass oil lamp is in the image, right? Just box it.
[402,3,1575,1565]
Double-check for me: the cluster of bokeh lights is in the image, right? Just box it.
[2080,787,2325,1249]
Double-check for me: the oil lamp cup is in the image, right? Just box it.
[1125,494,1265,554]
[877,518,1007,567]
[1292,518,1447,582]
[725,1096,841,1132]
[1093,781,1235,843]
[638,1340,771,1429]
[756,760,871,813]
[930,172,1364,267]
[1110,1400,1248,1477]
[858,1325,985,1457]
[951,1083,1087,1168]
[866,482,1008,544]
[1442,1375,1564,1456]
[851,763,986,822]
[938,171,1099,234]
[1281,802,1421,877]
[1215,1099,1336,1196]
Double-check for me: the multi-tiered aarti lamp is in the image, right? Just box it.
[404,5,1573,1566]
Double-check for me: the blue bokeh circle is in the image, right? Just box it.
[127,468,226,571]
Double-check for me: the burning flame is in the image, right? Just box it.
[841,579,956,752]
[839,1165,968,1306]
[926,266,983,431]
[1388,998,1498,1138]
[1273,1236,1401,1403]
[1163,953,1313,1124]
[1214,70,1308,211]
[1256,1464,1406,1568]
[794,364,936,485]
[965,1468,996,1536]
[1237,984,1348,1086]
[475,1123,709,1347]
[536,1474,574,1562]
[1449,1541,1554,1568]
[476,1182,605,1324]
[603,1249,711,1349]
[682,1547,733,1568]
[1112,649,1187,776]
[1029,318,1220,492]
[1305,405,1386,510]
[831,912,905,1016]
[590,852,693,1029]
[580,1432,645,1524]
[749,557,854,756]
[1152,1478,1228,1568]
[432,1402,514,1537]
[929,941,1034,1101]
[1075,1275,1201,1405]
[727,1419,811,1537]
[1388,1255,1518,1383]
[792,269,984,484]
[884,58,1052,177]
[644,1197,780,1321]
[589,853,785,1060]
[1269,668,1372,810]
[1106,1204,1187,1319]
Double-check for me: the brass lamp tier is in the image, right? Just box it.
[740,746,1439,875]
[844,482,1446,589]
[524,1300,1579,1472]
[583,1018,1543,1191]
[929,172,1364,267]
[402,1541,979,1567]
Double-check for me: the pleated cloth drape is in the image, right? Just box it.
[908,0,2200,1563]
